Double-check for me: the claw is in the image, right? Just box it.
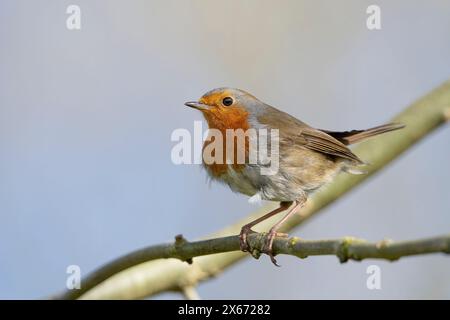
[269,254,280,267]
[239,225,255,252]
[262,230,283,266]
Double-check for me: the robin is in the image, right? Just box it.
[185,88,404,265]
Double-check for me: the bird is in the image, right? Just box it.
[185,87,404,265]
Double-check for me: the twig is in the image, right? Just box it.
[59,233,450,299]
[181,286,201,300]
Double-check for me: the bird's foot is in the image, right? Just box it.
[239,225,256,252]
[262,230,288,266]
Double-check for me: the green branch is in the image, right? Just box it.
[58,80,450,300]
[58,232,450,300]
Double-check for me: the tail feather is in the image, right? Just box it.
[321,123,405,145]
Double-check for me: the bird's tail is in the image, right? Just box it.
[321,123,405,145]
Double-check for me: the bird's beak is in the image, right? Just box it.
[184,101,210,111]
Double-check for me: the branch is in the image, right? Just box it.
[58,80,450,300]
[58,233,450,300]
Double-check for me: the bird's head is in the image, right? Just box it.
[185,87,261,130]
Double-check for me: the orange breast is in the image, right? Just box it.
[202,106,251,177]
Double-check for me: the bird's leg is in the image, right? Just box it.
[262,198,306,266]
[239,201,292,252]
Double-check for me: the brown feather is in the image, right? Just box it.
[257,106,363,163]
[321,123,405,145]
[300,128,364,163]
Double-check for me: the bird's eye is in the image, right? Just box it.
[222,97,234,106]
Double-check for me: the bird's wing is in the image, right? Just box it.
[257,105,363,163]
[299,128,363,163]
[318,129,364,145]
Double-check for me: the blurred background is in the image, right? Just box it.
[1,0,449,299]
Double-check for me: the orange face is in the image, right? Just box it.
[185,88,252,176]
[195,89,250,132]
